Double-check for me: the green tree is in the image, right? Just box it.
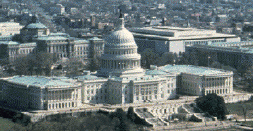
[13,52,57,76]
[14,55,32,75]
[141,48,159,69]
[244,66,253,90]
[87,57,100,72]
[127,106,136,122]
[195,93,228,120]
[157,52,177,66]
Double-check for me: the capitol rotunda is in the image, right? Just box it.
[98,15,145,77]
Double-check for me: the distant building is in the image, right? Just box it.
[129,26,240,54]
[97,22,114,30]
[186,41,253,68]
[0,22,23,36]
[20,21,50,42]
[90,15,96,27]
[1,20,104,63]
[50,4,65,15]
[0,41,36,62]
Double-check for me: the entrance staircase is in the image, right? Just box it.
[134,108,169,127]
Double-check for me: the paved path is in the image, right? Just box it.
[233,118,253,122]
[152,121,236,131]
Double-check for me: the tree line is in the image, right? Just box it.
[10,107,147,131]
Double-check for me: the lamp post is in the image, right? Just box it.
[208,56,211,67]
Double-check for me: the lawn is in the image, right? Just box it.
[242,121,253,127]
[0,117,15,131]
[226,101,253,119]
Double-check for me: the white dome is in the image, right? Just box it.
[105,27,135,45]
[99,17,144,77]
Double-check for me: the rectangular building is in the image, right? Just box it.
[129,26,240,54]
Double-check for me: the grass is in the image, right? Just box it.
[242,121,253,127]
[226,101,253,118]
[0,117,15,131]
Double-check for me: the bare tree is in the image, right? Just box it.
[242,105,247,123]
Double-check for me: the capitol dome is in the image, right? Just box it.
[98,14,144,77]
[105,27,135,45]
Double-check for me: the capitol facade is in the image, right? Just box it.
[0,15,243,115]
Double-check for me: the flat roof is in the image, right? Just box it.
[75,75,107,81]
[130,26,238,41]
[36,36,68,41]
[208,41,253,47]
[0,41,19,45]
[159,65,232,76]
[6,76,78,88]
[189,44,253,54]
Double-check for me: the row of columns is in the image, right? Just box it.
[47,89,75,101]
[101,60,140,69]
[206,88,229,95]
[48,102,76,110]
[204,77,232,88]
[107,49,136,55]
[48,45,67,53]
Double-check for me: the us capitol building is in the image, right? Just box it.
[0,15,251,123]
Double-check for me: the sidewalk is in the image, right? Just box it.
[152,121,235,131]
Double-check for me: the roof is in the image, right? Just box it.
[145,69,167,75]
[74,38,89,43]
[19,42,37,47]
[0,41,19,45]
[208,41,253,47]
[49,32,70,37]
[105,27,136,45]
[36,36,68,41]
[6,76,78,88]
[25,22,47,29]
[88,37,103,41]
[75,75,107,81]
[130,26,238,41]
[159,65,232,76]
[189,44,253,54]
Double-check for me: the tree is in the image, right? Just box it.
[195,93,228,120]
[178,55,189,65]
[157,52,177,66]
[244,66,253,90]
[13,52,57,76]
[87,57,100,72]
[242,105,247,123]
[14,55,33,75]
[141,48,159,69]
[127,106,136,122]
[34,52,56,76]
